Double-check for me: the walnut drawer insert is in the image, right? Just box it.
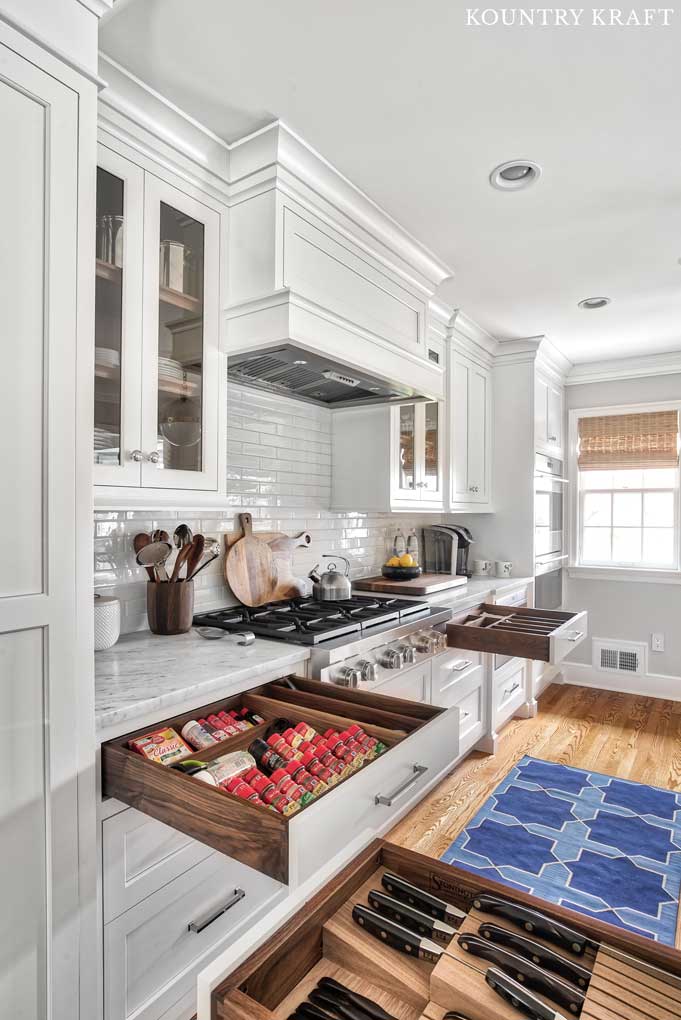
[101,677,454,885]
[446,603,588,664]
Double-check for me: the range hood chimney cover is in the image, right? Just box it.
[228,344,425,408]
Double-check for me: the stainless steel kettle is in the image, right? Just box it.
[308,555,352,601]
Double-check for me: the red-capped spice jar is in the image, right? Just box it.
[204,714,236,739]
[225,710,251,732]
[300,740,347,779]
[239,707,265,726]
[266,733,301,762]
[338,729,373,761]
[225,776,261,803]
[324,734,362,770]
[249,738,288,775]
[294,720,317,742]
[215,711,241,735]
[270,767,314,807]
[285,760,327,797]
[347,723,386,755]
[282,727,306,750]
[243,767,299,815]
[300,748,337,786]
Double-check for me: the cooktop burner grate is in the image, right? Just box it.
[192,595,429,645]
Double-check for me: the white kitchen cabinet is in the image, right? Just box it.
[94,143,223,499]
[535,370,564,455]
[371,661,432,702]
[332,400,444,511]
[449,351,493,511]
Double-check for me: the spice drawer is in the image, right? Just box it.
[207,839,681,1020]
[447,604,588,664]
[104,850,284,1020]
[102,678,459,885]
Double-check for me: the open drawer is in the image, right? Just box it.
[102,678,459,886]
[447,603,588,664]
[210,839,681,1020]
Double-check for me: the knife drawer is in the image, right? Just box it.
[102,678,458,886]
[446,604,588,664]
[211,840,681,1020]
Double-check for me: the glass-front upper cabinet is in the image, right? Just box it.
[391,401,443,506]
[94,145,221,495]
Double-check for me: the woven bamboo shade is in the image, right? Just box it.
[578,410,679,470]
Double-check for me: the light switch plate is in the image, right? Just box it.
[651,633,665,653]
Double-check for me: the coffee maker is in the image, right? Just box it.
[421,525,475,577]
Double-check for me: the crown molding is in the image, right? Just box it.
[537,337,572,382]
[0,10,106,87]
[566,349,681,386]
[76,0,113,16]
[494,335,543,367]
[449,309,498,364]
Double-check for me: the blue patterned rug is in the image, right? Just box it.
[441,756,681,945]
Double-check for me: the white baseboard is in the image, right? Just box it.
[561,660,681,702]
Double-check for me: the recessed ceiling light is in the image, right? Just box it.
[578,296,611,310]
[490,160,542,190]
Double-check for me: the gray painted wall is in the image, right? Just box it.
[564,373,681,677]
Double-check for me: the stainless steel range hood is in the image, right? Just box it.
[228,343,429,408]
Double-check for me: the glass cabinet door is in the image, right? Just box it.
[422,401,442,498]
[141,175,219,491]
[94,147,144,487]
[396,404,417,495]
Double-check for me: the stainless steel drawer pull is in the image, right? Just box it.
[461,710,471,719]
[448,659,473,672]
[504,681,521,697]
[568,631,584,642]
[375,764,428,806]
[188,888,245,933]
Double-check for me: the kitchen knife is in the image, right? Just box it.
[352,905,442,962]
[478,923,591,989]
[381,872,466,926]
[310,988,379,1020]
[472,894,597,956]
[367,889,457,945]
[457,934,584,1015]
[293,1005,338,1020]
[486,968,570,1020]
[317,977,397,1020]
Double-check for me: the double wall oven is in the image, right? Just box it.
[534,452,567,609]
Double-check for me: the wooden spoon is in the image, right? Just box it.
[225,513,277,606]
[185,534,206,580]
[133,532,155,581]
[169,542,193,583]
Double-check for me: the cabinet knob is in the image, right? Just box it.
[129,449,144,462]
[469,485,479,493]
[548,435,558,443]
[148,451,161,465]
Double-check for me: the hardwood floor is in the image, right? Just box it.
[387,683,681,860]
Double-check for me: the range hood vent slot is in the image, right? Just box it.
[228,343,425,408]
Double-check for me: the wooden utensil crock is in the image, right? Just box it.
[146,580,194,635]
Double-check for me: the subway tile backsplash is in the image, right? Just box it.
[94,383,442,633]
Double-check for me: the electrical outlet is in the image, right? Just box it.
[651,633,665,653]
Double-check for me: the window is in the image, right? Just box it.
[573,406,680,574]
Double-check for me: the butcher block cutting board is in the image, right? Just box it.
[354,573,468,596]
[223,524,312,604]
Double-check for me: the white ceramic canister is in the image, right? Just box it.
[94,594,121,651]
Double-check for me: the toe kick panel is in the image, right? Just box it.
[446,604,588,664]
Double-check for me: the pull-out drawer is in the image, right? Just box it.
[447,603,587,664]
[208,839,681,1020]
[102,678,458,886]
[493,659,527,731]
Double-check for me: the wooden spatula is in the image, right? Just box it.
[225,513,278,606]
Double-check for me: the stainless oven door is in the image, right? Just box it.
[535,566,564,611]
[535,455,567,560]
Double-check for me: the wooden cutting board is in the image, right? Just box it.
[353,573,469,596]
[224,514,278,607]
[223,524,312,603]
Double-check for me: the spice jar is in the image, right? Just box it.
[269,768,314,807]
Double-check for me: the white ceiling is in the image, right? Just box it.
[101,1,681,364]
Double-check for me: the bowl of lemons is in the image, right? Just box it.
[381,554,422,580]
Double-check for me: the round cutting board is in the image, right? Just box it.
[225,513,278,606]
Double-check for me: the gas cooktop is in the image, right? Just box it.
[192,595,429,646]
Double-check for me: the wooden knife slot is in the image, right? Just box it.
[213,841,681,1020]
[447,603,589,664]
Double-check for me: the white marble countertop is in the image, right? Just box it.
[353,575,534,611]
[95,631,310,742]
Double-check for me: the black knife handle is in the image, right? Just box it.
[478,923,591,989]
[486,968,563,1020]
[294,1004,338,1020]
[352,905,438,961]
[367,889,445,941]
[473,894,595,956]
[381,872,463,924]
[457,935,584,1014]
[310,989,376,1020]
[317,977,397,1020]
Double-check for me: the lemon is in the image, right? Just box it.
[386,556,400,567]
[399,553,414,567]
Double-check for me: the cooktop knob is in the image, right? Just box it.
[413,631,435,653]
[335,665,362,687]
[356,658,379,683]
[378,647,404,669]
[395,642,417,665]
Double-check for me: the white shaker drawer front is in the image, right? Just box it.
[493,660,527,730]
[288,703,459,886]
[103,807,214,922]
[432,649,480,708]
[371,661,431,703]
[447,666,485,752]
[104,852,285,1020]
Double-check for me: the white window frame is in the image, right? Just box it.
[568,400,681,584]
